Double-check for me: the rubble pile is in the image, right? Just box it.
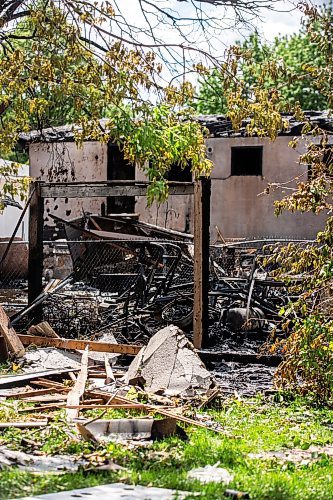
[0,214,292,397]
[32,217,288,345]
[0,322,223,464]
[0,215,297,499]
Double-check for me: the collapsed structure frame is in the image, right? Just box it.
[28,178,211,348]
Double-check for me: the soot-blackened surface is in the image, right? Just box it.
[213,361,275,396]
[207,327,276,396]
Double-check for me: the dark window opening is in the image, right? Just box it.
[231,146,263,176]
[107,143,135,214]
[165,162,192,182]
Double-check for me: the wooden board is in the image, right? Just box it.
[0,387,66,399]
[40,182,194,199]
[0,421,48,428]
[18,335,142,355]
[28,322,60,338]
[193,178,211,349]
[19,403,155,412]
[0,368,78,388]
[0,305,25,357]
[28,182,44,307]
[66,348,89,420]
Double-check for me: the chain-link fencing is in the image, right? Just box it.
[0,235,307,339]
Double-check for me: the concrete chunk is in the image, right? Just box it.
[124,325,214,396]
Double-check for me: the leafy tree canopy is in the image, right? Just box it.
[0,0,286,204]
[196,27,327,114]
[216,3,333,400]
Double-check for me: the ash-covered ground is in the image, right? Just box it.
[205,329,276,397]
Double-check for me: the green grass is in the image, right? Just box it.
[2,395,333,499]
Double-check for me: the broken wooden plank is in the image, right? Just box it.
[0,421,48,429]
[28,321,60,338]
[90,392,224,433]
[20,397,105,406]
[22,394,70,403]
[12,378,222,433]
[0,368,78,388]
[31,379,70,389]
[18,335,142,355]
[104,354,115,384]
[66,348,89,421]
[19,403,161,412]
[17,386,223,433]
[0,305,25,357]
[0,387,66,399]
[40,181,194,199]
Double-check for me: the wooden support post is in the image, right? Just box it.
[28,182,44,316]
[193,177,211,349]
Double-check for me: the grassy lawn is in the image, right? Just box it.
[1,395,333,499]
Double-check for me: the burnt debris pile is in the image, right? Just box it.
[3,214,289,343]
[0,214,296,397]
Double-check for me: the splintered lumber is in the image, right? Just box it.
[0,305,25,357]
[0,421,48,429]
[18,335,142,355]
[22,395,70,403]
[31,379,70,389]
[104,354,115,384]
[19,403,157,412]
[66,348,89,421]
[90,392,224,433]
[11,378,222,433]
[0,387,66,399]
[28,321,60,338]
[0,368,78,388]
[20,398,105,406]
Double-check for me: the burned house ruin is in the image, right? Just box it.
[0,111,330,395]
[16,111,332,240]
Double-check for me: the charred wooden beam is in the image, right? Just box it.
[40,181,194,199]
[193,177,211,349]
[28,181,44,311]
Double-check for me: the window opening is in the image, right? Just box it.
[165,162,192,182]
[107,143,135,214]
[231,146,263,176]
